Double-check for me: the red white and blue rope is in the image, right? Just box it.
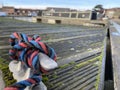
[4,32,57,90]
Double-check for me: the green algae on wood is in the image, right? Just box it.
[95,38,106,90]
[42,74,49,82]
[75,55,101,69]
[0,57,16,86]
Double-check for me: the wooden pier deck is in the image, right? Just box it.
[0,17,107,90]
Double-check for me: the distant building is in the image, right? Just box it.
[2,6,14,16]
[42,7,96,20]
[46,7,71,12]
[0,5,43,16]
[0,8,2,11]
[42,10,97,20]
[14,8,40,16]
[43,7,78,16]
[105,9,115,18]
[70,9,77,12]
[105,8,120,19]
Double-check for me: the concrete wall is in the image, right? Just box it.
[61,18,89,25]
[7,16,107,27]
[36,16,107,27]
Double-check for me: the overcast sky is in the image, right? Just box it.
[0,0,120,9]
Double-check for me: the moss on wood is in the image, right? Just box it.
[95,38,105,90]
[42,74,49,82]
[0,57,16,86]
[75,55,101,69]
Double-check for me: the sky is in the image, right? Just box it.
[0,0,120,10]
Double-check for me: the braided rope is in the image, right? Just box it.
[4,32,57,90]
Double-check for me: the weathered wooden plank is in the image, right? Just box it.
[0,70,5,90]
[110,21,120,90]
